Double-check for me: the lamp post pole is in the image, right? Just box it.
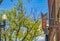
[45,34,49,41]
[0,23,2,41]
[3,20,6,41]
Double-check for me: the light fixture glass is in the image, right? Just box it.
[2,14,7,21]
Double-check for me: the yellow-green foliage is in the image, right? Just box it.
[0,8,43,41]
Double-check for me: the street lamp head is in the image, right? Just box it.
[2,14,7,21]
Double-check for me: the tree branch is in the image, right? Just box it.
[22,21,38,41]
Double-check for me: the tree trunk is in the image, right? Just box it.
[49,27,55,41]
[56,25,60,41]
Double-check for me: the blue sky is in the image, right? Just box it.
[0,0,48,17]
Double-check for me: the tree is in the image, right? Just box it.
[0,0,43,41]
[0,9,43,41]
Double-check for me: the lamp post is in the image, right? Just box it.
[0,14,7,41]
